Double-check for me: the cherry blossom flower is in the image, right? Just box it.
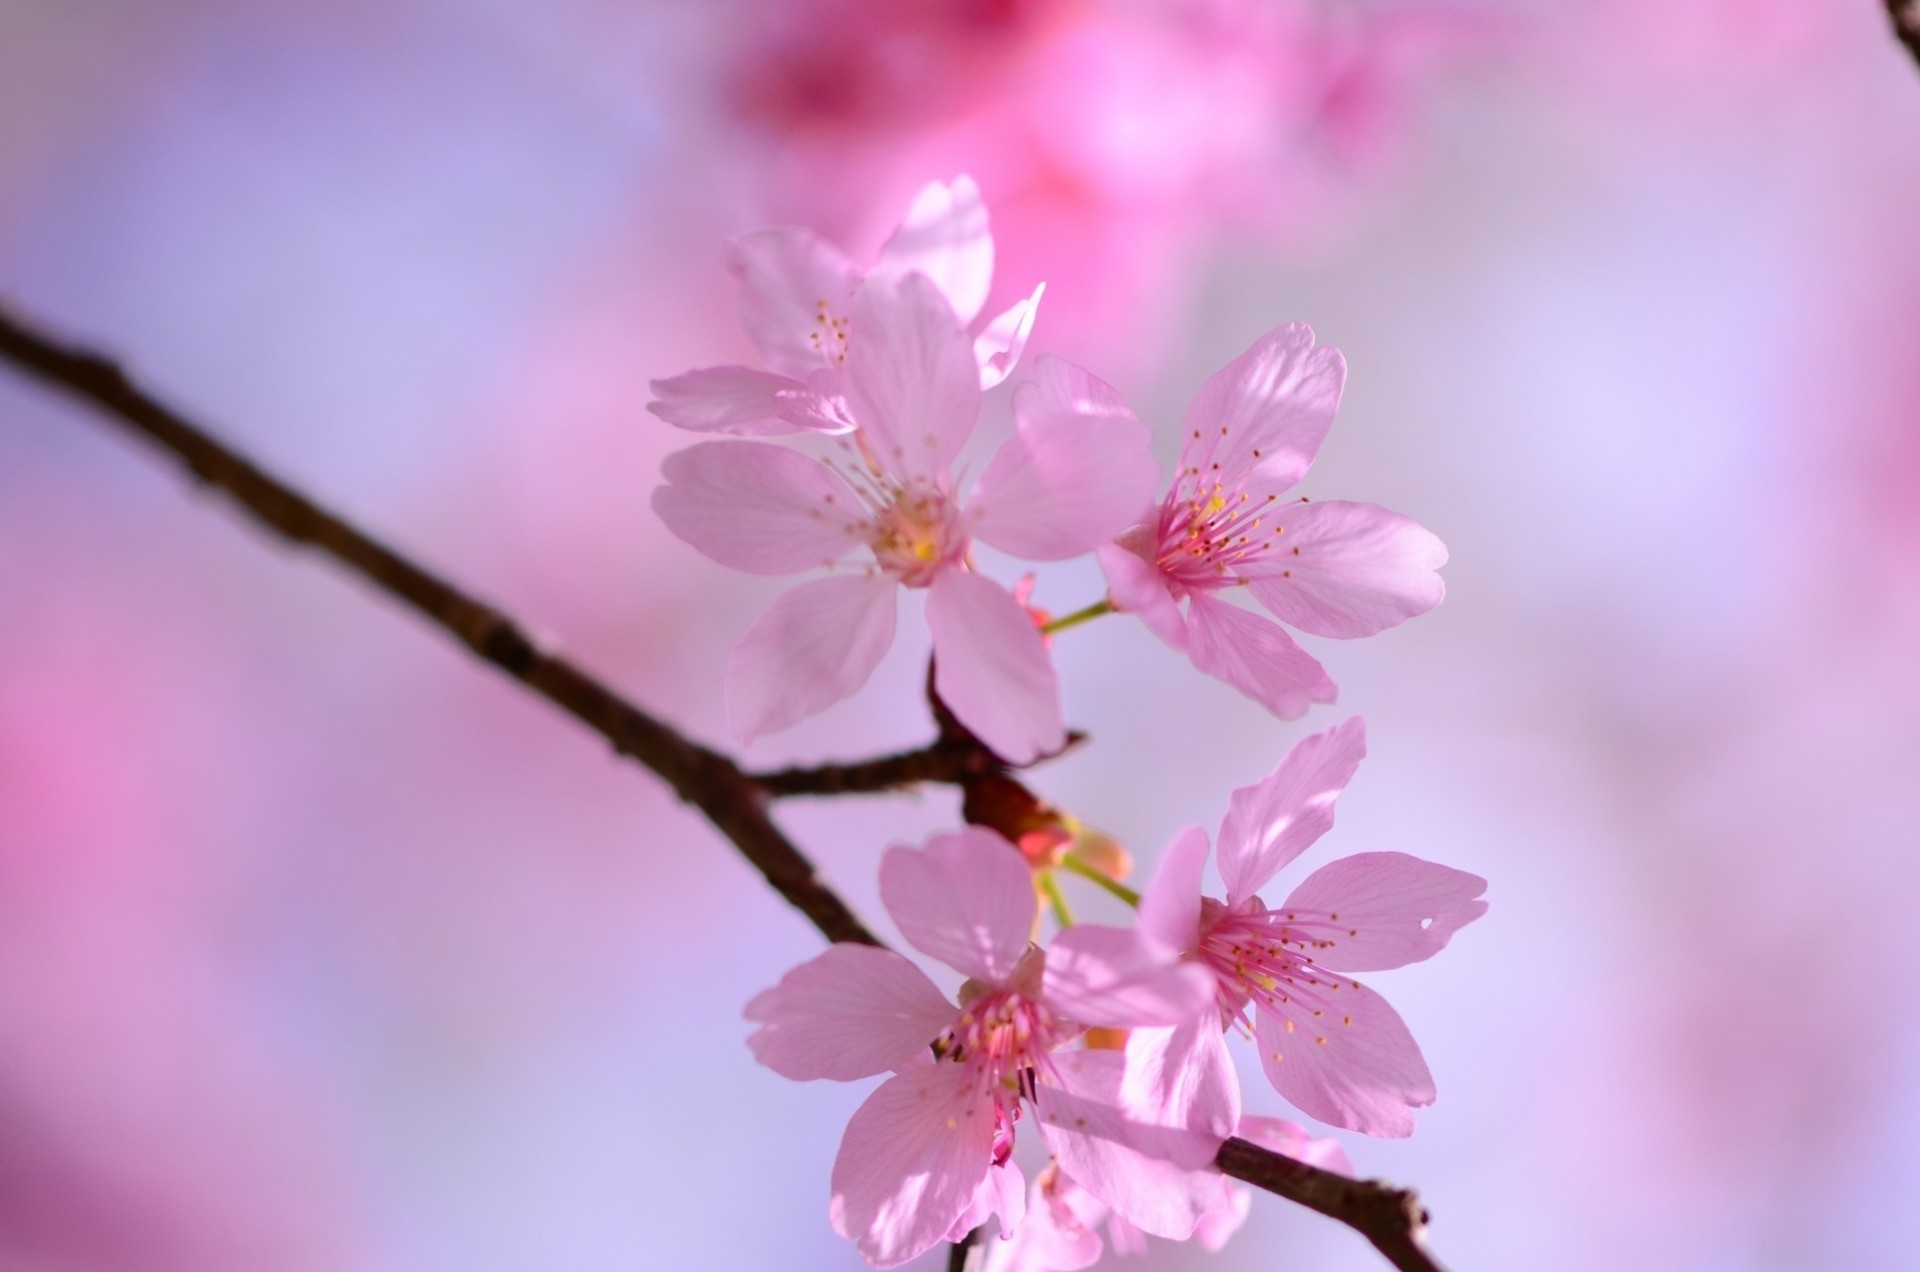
[1091,323,1447,717]
[652,273,1157,762]
[984,1117,1352,1272]
[1130,716,1486,1137]
[743,828,1224,1268]
[648,175,1044,436]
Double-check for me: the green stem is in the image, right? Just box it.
[1059,854,1142,908]
[1039,598,1113,636]
[1038,870,1076,929]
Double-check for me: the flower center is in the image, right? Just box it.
[934,981,1065,1160]
[1195,897,1357,1033]
[1154,478,1289,589]
[855,478,968,586]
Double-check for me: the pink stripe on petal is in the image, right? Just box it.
[725,575,896,742]
[1137,826,1210,953]
[1179,323,1345,495]
[646,366,809,435]
[846,272,982,482]
[1217,716,1367,906]
[831,1066,994,1268]
[725,227,862,379]
[873,175,994,326]
[1245,500,1448,638]
[968,395,1159,561]
[880,828,1035,985]
[1280,851,1487,973]
[1041,925,1212,1029]
[927,570,1066,765]
[1253,981,1434,1138]
[1182,592,1335,721]
[653,441,863,576]
[744,944,957,1082]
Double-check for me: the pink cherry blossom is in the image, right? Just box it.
[743,828,1220,1268]
[1091,323,1447,717]
[648,175,1044,436]
[1132,716,1486,1137]
[653,275,1158,762]
[983,1116,1351,1272]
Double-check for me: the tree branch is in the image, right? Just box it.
[0,300,1448,1272]
[1892,1,1920,70]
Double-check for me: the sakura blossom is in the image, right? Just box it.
[1130,716,1486,1138]
[1092,323,1448,716]
[743,828,1226,1268]
[647,175,1044,436]
[984,1117,1352,1272]
[652,272,1157,763]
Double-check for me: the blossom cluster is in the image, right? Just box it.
[649,178,1485,1268]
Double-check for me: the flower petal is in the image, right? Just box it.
[1245,500,1448,638]
[1182,591,1336,722]
[1179,323,1345,493]
[982,1171,1105,1272]
[1037,1050,1233,1239]
[744,944,957,1082]
[879,828,1035,985]
[946,1160,1026,1243]
[1121,1017,1240,1165]
[1279,852,1488,972]
[726,575,897,742]
[1097,541,1188,651]
[975,282,1046,389]
[845,271,983,482]
[653,441,863,576]
[1216,716,1367,906]
[772,368,857,434]
[1253,980,1435,1138]
[927,569,1066,765]
[967,367,1159,561]
[831,1066,994,1268]
[1235,1114,1354,1176]
[646,366,811,435]
[1041,925,1212,1029]
[1137,826,1211,953]
[873,175,994,325]
[725,227,861,379]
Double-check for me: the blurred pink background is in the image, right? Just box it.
[3,2,1918,1269]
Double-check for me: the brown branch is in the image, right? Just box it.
[0,300,1450,1272]
[753,737,1001,797]
[1892,1,1920,70]
[945,1224,987,1272]
[0,302,879,950]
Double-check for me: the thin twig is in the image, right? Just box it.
[0,300,1448,1272]
[945,1224,988,1272]
[1892,0,1920,70]
[752,737,999,797]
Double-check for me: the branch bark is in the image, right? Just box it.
[0,300,1447,1272]
[1892,0,1920,70]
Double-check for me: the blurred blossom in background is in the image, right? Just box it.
[2,1,1918,1270]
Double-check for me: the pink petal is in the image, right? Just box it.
[1013,354,1143,432]
[982,1173,1105,1272]
[772,367,857,434]
[1041,926,1213,1029]
[879,828,1035,985]
[967,374,1159,561]
[1245,500,1448,638]
[927,570,1066,765]
[1279,852,1488,973]
[744,944,957,1082]
[845,272,982,482]
[1182,591,1336,722]
[1179,323,1345,494]
[646,366,810,435]
[1253,980,1435,1138]
[1216,716,1367,906]
[1096,541,1188,651]
[653,441,862,576]
[1037,1050,1233,1239]
[725,227,861,380]
[1120,1018,1240,1166]
[830,1066,994,1268]
[1137,826,1211,953]
[946,1160,1026,1243]
[975,282,1046,389]
[726,575,897,742]
[1236,1114,1354,1176]
[1192,1184,1253,1253]
[873,175,994,325]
